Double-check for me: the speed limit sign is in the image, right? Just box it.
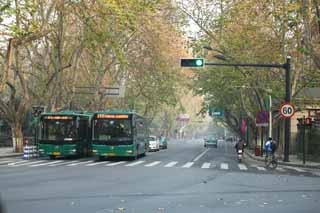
[280,103,295,118]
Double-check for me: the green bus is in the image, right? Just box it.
[91,111,149,160]
[38,111,93,159]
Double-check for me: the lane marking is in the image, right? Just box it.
[11,160,47,167]
[164,161,178,167]
[220,163,229,170]
[284,166,306,173]
[193,149,210,162]
[181,162,194,168]
[29,160,64,167]
[49,160,79,167]
[125,161,145,167]
[106,161,127,166]
[201,162,211,169]
[66,160,94,166]
[238,164,248,170]
[86,161,109,166]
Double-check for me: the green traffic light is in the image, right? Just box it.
[180,58,205,67]
[196,59,203,66]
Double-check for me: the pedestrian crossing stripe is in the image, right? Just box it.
[284,166,306,173]
[125,161,145,167]
[7,160,29,166]
[0,159,317,176]
[106,161,127,166]
[164,161,178,167]
[220,163,228,170]
[182,162,194,168]
[49,160,79,167]
[66,160,94,166]
[0,160,14,165]
[30,160,64,167]
[11,160,47,167]
[276,167,286,172]
[145,161,161,167]
[86,161,109,166]
[251,165,266,171]
[238,164,248,170]
[201,163,210,169]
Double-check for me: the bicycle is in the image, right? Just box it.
[264,152,278,169]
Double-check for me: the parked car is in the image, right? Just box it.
[204,136,218,148]
[159,136,168,149]
[148,135,160,151]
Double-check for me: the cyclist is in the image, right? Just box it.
[265,137,277,160]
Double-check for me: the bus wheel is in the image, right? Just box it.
[49,155,56,160]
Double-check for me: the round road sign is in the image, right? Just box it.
[280,103,295,118]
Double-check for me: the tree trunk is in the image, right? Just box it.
[11,124,23,153]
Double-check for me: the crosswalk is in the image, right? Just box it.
[0,158,318,176]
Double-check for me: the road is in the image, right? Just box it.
[0,139,319,213]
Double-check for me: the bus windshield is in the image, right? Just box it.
[42,119,77,140]
[93,119,132,141]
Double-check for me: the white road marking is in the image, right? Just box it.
[238,164,248,170]
[276,167,286,172]
[0,160,15,165]
[201,162,211,169]
[193,149,210,162]
[49,160,79,167]
[125,161,145,167]
[66,160,94,166]
[106,161,127,166]
[251,165,266,171]
[220,163,229,170]
[145,161,161,167]
[164,161,178,167]
[86,161,109,166]
[11,160,47,167]
[181,162,194,168]
[284,166,306,173]
[29,160,64,167]
[8,160,29,166]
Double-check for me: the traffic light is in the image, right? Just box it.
[180,58,205,68]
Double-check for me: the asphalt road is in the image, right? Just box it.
[0,139,319,213]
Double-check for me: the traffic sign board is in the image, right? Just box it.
[280,103,295,118]
[255,111,269,127]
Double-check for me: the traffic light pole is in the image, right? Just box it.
[204,56,291,162]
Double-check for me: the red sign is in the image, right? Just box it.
[280,103,295,118]
[255,111,269,127]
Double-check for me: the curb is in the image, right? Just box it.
[245,150,320,169]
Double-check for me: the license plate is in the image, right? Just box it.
[107,153,116,157]
[238,150,243,153]
[53,152,60,156]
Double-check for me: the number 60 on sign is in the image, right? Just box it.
[280,103,295,118]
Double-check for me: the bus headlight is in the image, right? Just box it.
[92,150,97,153]
[71,149,76,152]
[127,150,133,153]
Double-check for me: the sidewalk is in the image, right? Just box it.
[0,147,23,158]
[245,148,320,169]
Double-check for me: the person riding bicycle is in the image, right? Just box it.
[265,137,277,160]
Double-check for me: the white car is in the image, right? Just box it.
[148,135,160,151]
